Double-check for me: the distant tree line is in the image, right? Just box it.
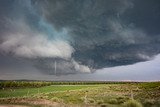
[0,81,139,89]
[0,81,52,89]
[49,81,135,85]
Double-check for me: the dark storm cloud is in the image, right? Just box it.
[123,0,160,35]
[0,0,160,76]
[0,0,90,75]
[37,0,160,68]
[37,0,134,46]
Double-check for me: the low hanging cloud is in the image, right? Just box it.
[0,3,90,75]
[0,18,91,74]
[0,32,73,59]
[72,59,91,73]
[34,58,91,75]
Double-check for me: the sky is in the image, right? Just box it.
[0,0,160,81]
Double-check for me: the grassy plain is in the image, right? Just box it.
[0,82,159,107]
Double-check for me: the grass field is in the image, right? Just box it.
[0,85,98,98]
[0,82,160,107]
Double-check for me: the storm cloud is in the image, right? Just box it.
[0,0,160,77]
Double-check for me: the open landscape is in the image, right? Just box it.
[1,0,160,107]
[0,81,160,107]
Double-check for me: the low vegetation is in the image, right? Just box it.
[0,81,159,107]
[123,100,143,107]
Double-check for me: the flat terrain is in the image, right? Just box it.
[0,85,96,98]
[0,82,160,107]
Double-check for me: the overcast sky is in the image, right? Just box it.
[0,0,160,81]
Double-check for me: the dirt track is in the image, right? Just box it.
[0,105,29,107]
[0,98,61,107]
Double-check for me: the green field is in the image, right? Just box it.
[0,82,160,107]
[0,85,97,98]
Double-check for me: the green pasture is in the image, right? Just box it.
[0,85,99,98]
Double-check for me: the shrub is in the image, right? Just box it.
[85,98,95,104]
[123,100,143,107]
[97,99,104,105]
[143,99,154,107]
[117,96,128,104]
[108,98,118,104]
[51,97,61,102]
[100,104,108,107]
